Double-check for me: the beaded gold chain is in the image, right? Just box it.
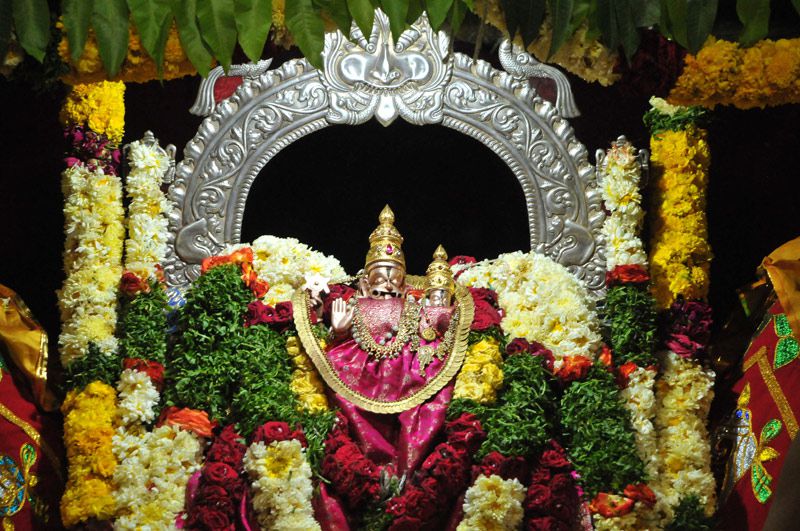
[350,296,422,360]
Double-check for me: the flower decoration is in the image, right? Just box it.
[661,298,713,359]
[286,335,330,414]
[59,81,126,143]
[453,337,504,404]
[157,406,217,439]
[457,474,526,530]
[524,441,581,529]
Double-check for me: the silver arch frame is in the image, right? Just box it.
[163,10,606,293]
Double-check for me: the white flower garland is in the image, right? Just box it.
[123,140,171,279]
[227,235,346,305]
[112,424,203,530]
[650,351,716,527]
[598,139,647,270]
[243,439,320,530]
[454,251,602,362]
[621,367,658,477]
[457,474,526,531]
[116,368,159,426]
[58,164,125,364]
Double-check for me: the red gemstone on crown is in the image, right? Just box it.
[386,244,394,255]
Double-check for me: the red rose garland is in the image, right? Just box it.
[524,441,581,531]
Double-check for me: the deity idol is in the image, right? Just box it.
[293,206,473,479]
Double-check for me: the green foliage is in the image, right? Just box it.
[500,0,547,48]
[64,343,122,391]
[128,0,173,76]
[118,283,169,364]
[382,0,410,40]
[170,0,214,76]
[643,104,709,135]
[469,327,504,346]
[10,0,49,62]
[426,0,454,30]
[446,397,486,420]
[665,495,714,531]
[660,0,719,54]
[165,264,253,420]
[62,0,92,62]
[196,0,238,71]
[286,0,326,69]
[604,285,657,367]
[548,0,575,58]
[235,0,273,62]
[92,0,129,76]
[300,409,338,474]
[737,0,771,47]
[560,366,646,497]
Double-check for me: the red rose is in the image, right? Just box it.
[206,442,246,469]
[616,361,639,388]
[388,515,424,531]
[273,301,294,328]
[531,466,552,485]
[555,355,592,383]
[527,516,569,531]
[203,462,238,485]
[449,255,476,266]
[606,264,650,287]
[190,506,233,530]
[419,476,440,500]
[617,29,686,98]
[252,421,292,444]
[598,344,614,367]
[216,424,243,447]
[469,287,498,306]
[120,271,150,297]
[539,449,571,470]
[506,338,531,356]
[525,484,553,512]
[548,472,574,493]
[446,413,486,454]
[157,406,217,438]
[479,452,528,483]
[471,300,502,331]
[244,300,271,327]
[123,358,165,390]
[589,493,635,518]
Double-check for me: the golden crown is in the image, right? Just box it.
[365,205,405,270]
[425,245,455,294]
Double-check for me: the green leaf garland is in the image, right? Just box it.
[604,285,658,367]
[91,0,129,77]
[234,0,272,62]
[10,0,49,62]
[64,343,122,391]
[127,0,173,76]
[286,0,326,69]
[169,0,214,76]
[118,282,169,364]
[62,0,93,62]
[196,0,238,71]
[664,495,714,531]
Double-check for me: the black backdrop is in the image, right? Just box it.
[1,48,798,358]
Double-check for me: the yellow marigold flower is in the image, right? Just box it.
[60,81,126,143]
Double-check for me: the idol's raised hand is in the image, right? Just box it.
[331,297,354,335]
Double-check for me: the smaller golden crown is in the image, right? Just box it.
[425,245,455,294]
[365,205,405,270]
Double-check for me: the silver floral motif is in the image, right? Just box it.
[163,9,607,293]
[322,9,451,126]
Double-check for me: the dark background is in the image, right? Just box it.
[0,46,798,357]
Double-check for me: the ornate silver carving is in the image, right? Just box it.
[322,9,452,126]
[190,59,274,117]
[498,40,580,118]
[164,9,607,293]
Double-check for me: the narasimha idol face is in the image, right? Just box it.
[363,262,405,299]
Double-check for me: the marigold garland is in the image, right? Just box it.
[453,337,504,404]
[123,140,171,280]
[59,81,126,144]
[286,335,330,413]
[58,164,125,365]
[669,37,800,109]
[647,99,712,308]
[60,381,118,527]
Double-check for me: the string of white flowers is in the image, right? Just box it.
[116,368,159,426]
[123,140,171,279]
[58,164,124,364]
[243,439,321,530]
[649,351,716,528]
[454,251,602,363]
[226,235,346,305]
[598,138,647,270]
[457,474,526,530]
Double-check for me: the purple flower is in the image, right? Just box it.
[662,298,712,358]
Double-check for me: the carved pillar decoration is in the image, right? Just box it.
[164,9,606,294]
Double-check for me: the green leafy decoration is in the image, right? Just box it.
[604,285,658,367]
[165,264,254,421]
[169,0,213,76]
[91,0,129,76]
[62,0,93,62]
[234,0,272,63]
[560,366,646,497]
[661,0,688,49]
[196,0,237,71]
[547,0,575,59]
[595,0,619,51]
[518,0,546,48]
[407,0,423,23]
[634,0,661,28]
[286,0,326,69]
[615,0,639,62]
[643,103,708,135]
[450,0,468,36]
[63,343,123,391]
[426,0,453,30]
[686,0,717,54]
[664,495,714,531]
[317,0,352,33]
[349,0,377,36]
[118,282,169,364]
[499,0,520,39]
[737,0,770,47]
[128,0,173,76]
[11,0,50,62]
[382,0,408,41]
[793,0,800,18]
[446,397,487,420]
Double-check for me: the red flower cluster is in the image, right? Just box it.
[252,421,306,447]
[244,300,294,330]
[123,357,165,391]
[476,451,529,484]
[525,441,580,531]
[200,247,269,298]
[554,355,593,384]
[506,338,556,372]
[185,425,248,531]
[120,271,151,297]
[662,298,713,359]
[385,414,485,530]
[64,125,122,175]
[606,264,650,287]
[616,29,686,98]
[157,406,217,439]
[321,414,384,510]
[469,287,502,331]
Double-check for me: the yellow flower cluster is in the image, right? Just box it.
[457,474,526,530]
[287,335,329,413]
[474,0,620,86]
[58,22,197,85]
[60,381,118,527]
[60,81,126,144]
[648,125,712,308]
[669,37,800,109]
[453,338,504,404]
[58,165,125,364]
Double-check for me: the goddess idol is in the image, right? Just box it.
[293,206,473,478]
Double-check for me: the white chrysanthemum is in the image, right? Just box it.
[620,367,658,477]
[454,251,601,360]
[58,165,124,364]
[457,474,526,531]
[603,215,648,270]
[225,235,346,304]
[112,424,202,530]
[124,140,171,279]
[649,96,680,117]
[243,439,320,530]
[116,369,160,426]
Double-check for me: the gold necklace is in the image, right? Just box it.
[350,297,422,360]
[413,307,460,376]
